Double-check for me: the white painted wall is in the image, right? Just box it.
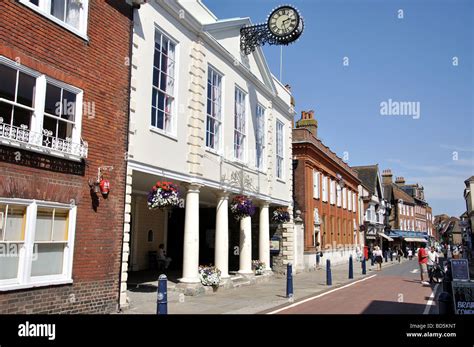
[129,0,294,206]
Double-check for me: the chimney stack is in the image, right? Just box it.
[382,169,393,185]
[395,177,406,186]
[296,110,318,137]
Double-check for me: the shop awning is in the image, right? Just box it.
[378,233,394,241]
[404,237,427,243]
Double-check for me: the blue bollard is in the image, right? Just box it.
[286,263,293,298]
[156,274,168,315]
[362,257,367,275]
[316,253,320,267]
[384,252,388,263]
[349,255,353,279]
[326,259,332,285]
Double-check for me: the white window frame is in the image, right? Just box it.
[322,175,328,202]
[348,191,352,211]
[313,170,320,199]
[276,119,284,180]
[233,87,247,162]
[205,65,223,152]
[0,198,76,291]
[352,193,356,212]
[255,103,266,170]
[330,179,336,205]
[0,56,85,160]
[342,187,347,209]
[336,184,342,207]
[151,28,178,136]
[19,0,89,40]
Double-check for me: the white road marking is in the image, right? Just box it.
[267,275,378,314]
[423,284,440,315]
[411,269,419,273]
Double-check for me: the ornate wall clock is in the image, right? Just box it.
[240,5,304,55]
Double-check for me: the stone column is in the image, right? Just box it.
[259,203,271,271]
[238,216,253,274]
[215,192,229,278]
[180,184,201,283]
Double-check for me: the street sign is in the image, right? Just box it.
[452,281,474,314]
[270,236,280,253]
[450,259,470,281]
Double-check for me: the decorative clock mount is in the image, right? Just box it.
[240,5,304,55]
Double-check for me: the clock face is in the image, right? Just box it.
[268,6,300,38]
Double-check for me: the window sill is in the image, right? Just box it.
[149,127,178,141]
[0,278,73,292]
[205,147,223,157]
[18,1,89,41]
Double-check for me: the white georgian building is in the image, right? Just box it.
[120,0,295,306]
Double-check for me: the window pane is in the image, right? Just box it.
[153,68,159,87]
[65,0,82,30]
[0,103,13,125]
[5,205,26,241]
[0,243,21,280]
[17,72,36,107]
[52,209,68,241]
[50,0,66,21]
[61,90,76,121]
[168,42,175,61]
[12,106,33,128]
[0,64,17,101]
[31,243,64,276]
[151,107,157,127]
[156,109,164,129]
[35,208,53,241]
[57,119,73,139]
[45,84,62,116]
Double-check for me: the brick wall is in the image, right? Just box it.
[0,0,132,313]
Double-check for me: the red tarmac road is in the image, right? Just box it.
[269,260,439,314]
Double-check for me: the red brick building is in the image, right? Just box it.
[293,110,361,267]
[0,0,132,313]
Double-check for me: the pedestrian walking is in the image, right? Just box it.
[408,248,413,260]
[374,246,383,271]
[427,246,439,283]
[418,243,429,285]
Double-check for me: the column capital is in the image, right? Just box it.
[260,201,271,208]
[185,183,202,193]
[215,190,230,199]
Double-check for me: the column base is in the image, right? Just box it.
[178,277,201,284]
[237,270,254,275]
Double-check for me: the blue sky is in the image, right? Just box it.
[204,0,474,217]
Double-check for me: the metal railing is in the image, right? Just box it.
[0,118,88,159]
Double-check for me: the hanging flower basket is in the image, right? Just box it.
[147,181,180,209]
[198,265,221,287]
[272,208,291,223]
[230,195,255,221]
[252,260,266,275]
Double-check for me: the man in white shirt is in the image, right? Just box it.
[427,246,438,282]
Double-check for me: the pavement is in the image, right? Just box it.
[123,256,421,314]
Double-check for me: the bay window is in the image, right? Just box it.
[206,67,222,151]
[0,199,76,291]
[0,56,86,159]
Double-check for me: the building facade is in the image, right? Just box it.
[293,110,361,268]
[120,0,295,307]
[0,0,133,313]
[353,165,390,248]
[464,176,474,250]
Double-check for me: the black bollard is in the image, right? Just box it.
[438,292,454,314]
[390,251,393,262]
[362,257,367,275]
[371,255,374,266]
[316,252,320,268]
[286,263,293,298]
[326,259,332,285]
[349,255,354,279]
[156,274,168,315]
